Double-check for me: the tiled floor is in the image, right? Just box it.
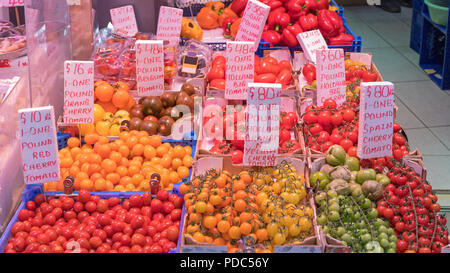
[344,5,450,191]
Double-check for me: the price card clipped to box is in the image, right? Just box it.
[297,30,328,63]
[156,6,183,47]
[110,5,138,37]
[18,106,60,184]
[235,0,270,48]
[64,61,94,124]
[357,82,395,159]
[244,83,281,166]
[136,40,164,97]
[316,49,346,106]
[225,41,255,100]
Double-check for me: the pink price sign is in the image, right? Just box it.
[297,30,328,63]
[18,106,60,184]
[244,83,281,166]
[316,49,346,106]
[64,61,94,124]
[225,41,255,100]
[156,6,183,46]
[235,0,270,48]
[357,82,395,159]
[110,5,138,37]
[136,40,164,97]
[0,0,24,7]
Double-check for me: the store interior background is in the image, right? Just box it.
[0,0,449,229]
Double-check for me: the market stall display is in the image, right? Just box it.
[0,1,449,255]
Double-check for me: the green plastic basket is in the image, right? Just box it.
[424,0,449,26]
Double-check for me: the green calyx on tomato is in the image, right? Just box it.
[326,145,347,166]
[309,171,330,190]
[356,169,376,184]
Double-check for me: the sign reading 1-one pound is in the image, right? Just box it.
[244,83,281,166]
[136,40,164,97]
[19,106,60,184]
[64,61,94,124]
[316,49,346,106]
[357,82,395,159]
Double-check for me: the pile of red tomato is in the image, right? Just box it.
[207,55,294,90]
[3,190,183,253]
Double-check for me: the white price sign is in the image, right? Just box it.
[136,40,164,97]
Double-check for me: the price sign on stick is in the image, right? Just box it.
[64,61,94,124]
[19,106,60,184]
[136,40,164,97]
[225,41,255,100]
[297,30,327,63]
[316,49,346,106]
[156,6,183,46]
[357,82,395,159]
[244,83,281,166]
[235,0,270,48]
[110,5,138,37]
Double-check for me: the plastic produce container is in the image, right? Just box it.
[0,185,185,253]
[424,0,449,26]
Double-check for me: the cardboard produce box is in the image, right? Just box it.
[179,156,322,253]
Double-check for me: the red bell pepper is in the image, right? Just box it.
[261,30,282,46]
[260,0,284,10]
[222,17,239,39]
[328,33,354,45]
[281,23,303,47]
[268,10,291,32]
[298,13,318,31]
[230,0,248,15]
[315,0,329,10]
[287,0,309,20]
[304,0,317,12]
[317,9,344,38]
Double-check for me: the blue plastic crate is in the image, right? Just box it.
[411,0,425,53]
[0,185,185,253]
[57,132,71,150]
[330,0,345,18]
[258,20,362,57]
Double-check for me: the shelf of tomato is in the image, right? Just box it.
[206,52,298,97]
[0,185,185,253]
[37,130,196,194]
[300,98,409,160]
[176,156,321,253]
[197,96,304,165]
[340,153,449,253]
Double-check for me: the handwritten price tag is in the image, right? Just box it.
[66,0,81,5]
[110,5,138,37]
[0,0,24,7]
[18,106,60,184]
[357,82,395,159]
[235,0,270,48]
[244,83,281,166]
[225,41,255,100]
[64,61,94,124]
[136,40,164,97]
[156,6,183,46]
[297,30,328,63]
[316,49,346,106]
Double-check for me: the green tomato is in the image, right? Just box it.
[341,233,354,244]
[376,173,391,186]
[387,228,395,236]
[386,248,396,253]
[378,232,389,241]
[336,227,346,237]
[360,198,372,209]
[352,211,361,221]
[310,172,330,189]
[351,171,358,182]
[328,203,340,212]
[389,235,398,243]
[367,208,378,220]
[326,145,347,166]
[389,242,396,249]
[319,200,327,208]
[356,169,377,184]
[317,214,328,225]
[328,211,340,222]
[322,226,330,235]
[354,194,365,203]
[361,233,372,244]
[372,218,385,229]
[314,192,327,204]
[327,190,338,198]
[379,238,390,249]
[345,156,360,171]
